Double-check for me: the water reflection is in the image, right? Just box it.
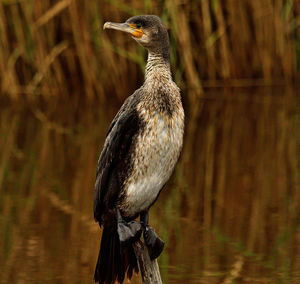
[0,87,299,283]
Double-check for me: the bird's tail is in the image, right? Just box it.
[94,226,138,284]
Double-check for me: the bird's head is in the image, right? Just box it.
[103,15,170,60]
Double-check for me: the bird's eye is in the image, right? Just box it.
[136,23,142,29]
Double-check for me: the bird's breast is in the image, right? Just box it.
[119,102,184,217]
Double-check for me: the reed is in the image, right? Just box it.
[0,0,299,103]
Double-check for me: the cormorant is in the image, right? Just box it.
[94,15,184,284]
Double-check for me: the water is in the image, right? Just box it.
[0,87,299,283]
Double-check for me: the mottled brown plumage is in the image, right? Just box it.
[94,15,184,284]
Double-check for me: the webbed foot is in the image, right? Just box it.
[144,225,165,260]
[140,211,165,260]
[117,209,142,246]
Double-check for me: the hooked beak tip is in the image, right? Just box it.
[103,22,110,30]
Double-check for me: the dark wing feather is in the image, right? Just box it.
[94,101,141,225]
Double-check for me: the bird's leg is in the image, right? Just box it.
[140,211,165,260]
[116,209,142,246]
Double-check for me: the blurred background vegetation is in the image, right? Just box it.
[0,0,300,283]
[0,0,299,102]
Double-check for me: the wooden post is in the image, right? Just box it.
[133,240,162,284]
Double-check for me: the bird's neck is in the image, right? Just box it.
[145,52,172,84]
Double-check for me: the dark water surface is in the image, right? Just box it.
[1,87,299,283]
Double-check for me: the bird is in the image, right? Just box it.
[94,15,184,284]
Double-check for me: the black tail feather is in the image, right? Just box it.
[94,227,138,284]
